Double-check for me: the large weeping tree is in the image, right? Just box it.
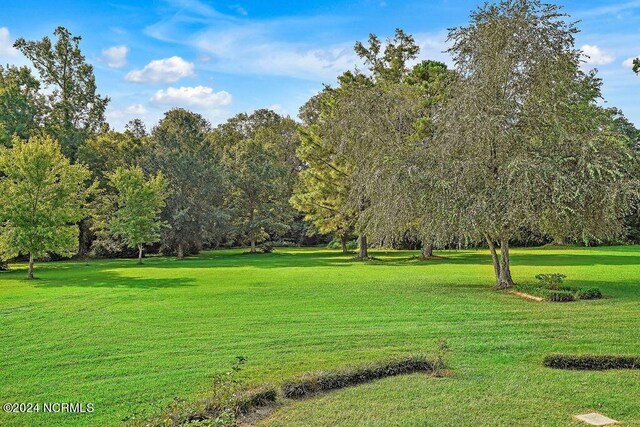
[429,0,636,288]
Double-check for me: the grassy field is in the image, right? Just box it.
[1,246,639,426]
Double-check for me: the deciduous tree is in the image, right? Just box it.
[147,108,227,258]
[108,167,167,264]
[429,0,636,288]
[0,65,44,146]
[0,136,91,278]
[14,26,109,159]
[223,131,291,252]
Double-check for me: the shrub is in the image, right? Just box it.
[261,243,274,253]
[544,354,640,370]
[578,288,603,300]
[281,355,437,399]
[515,283,602,302]
[540,289,575,302]
[535,273,567,289]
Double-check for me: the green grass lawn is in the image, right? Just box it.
[1,246,639,426]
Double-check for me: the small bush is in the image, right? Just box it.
[535,273,566,289]
[544,354,640,370]
[540,289,575,302]
[261,243,274,253]
[281,355,437,399]
[578,288,603,300]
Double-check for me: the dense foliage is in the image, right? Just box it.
[0,1,639,285]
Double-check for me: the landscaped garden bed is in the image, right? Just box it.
[513,274,602,302]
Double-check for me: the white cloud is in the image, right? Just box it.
[125,104,147,114]
[623,56,640,68]
[581,44,615,65]
[144,2,452,82]
[150,86,232,108]
[0,27,18,57]
[106,104,148,120]
[125,56,195,84]
[102,45,129,68]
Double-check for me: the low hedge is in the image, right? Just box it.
[544,354,640,370]
[235,384,277,414]
[281,355,437,398]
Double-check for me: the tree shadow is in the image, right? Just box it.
[29,267,196,289]
[7,247,640,279]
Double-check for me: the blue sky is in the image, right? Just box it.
[1,0,639,130]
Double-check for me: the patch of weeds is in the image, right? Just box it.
[133,356,257,427]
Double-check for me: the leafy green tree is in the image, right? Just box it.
[147,109,227,258]
[312,31,451,258]
[428,0,636,288]
[633,58,639,74]
[214,110,301,250]
[223,131,291,252]
[0,65,45,146]
[108,167,168,264]
[354,28,420,83]
[14,26,109,159]
[78,129,146,184]
[0,136,91,278]
[76,128,147,257]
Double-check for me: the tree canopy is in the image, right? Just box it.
[0,136,91,278]
[14,26,109,159]
[108,167,167,263]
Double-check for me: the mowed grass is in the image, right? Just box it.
[1,247,639,427]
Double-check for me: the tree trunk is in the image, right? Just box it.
[138,244,143,264]
[27,253,34,280]
[421,242,434,259]
[485,236,500,288]
[359,233,368,259]
[177,243,184,259]
[498,239,514,289]
[250,239,256,253]
[77,219,91,258]
[341,235,348,254]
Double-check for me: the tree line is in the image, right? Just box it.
[1,0,639,287]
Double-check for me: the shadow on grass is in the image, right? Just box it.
[6,246,640,280]
[141,248,640,270]
[29,268,196,289]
